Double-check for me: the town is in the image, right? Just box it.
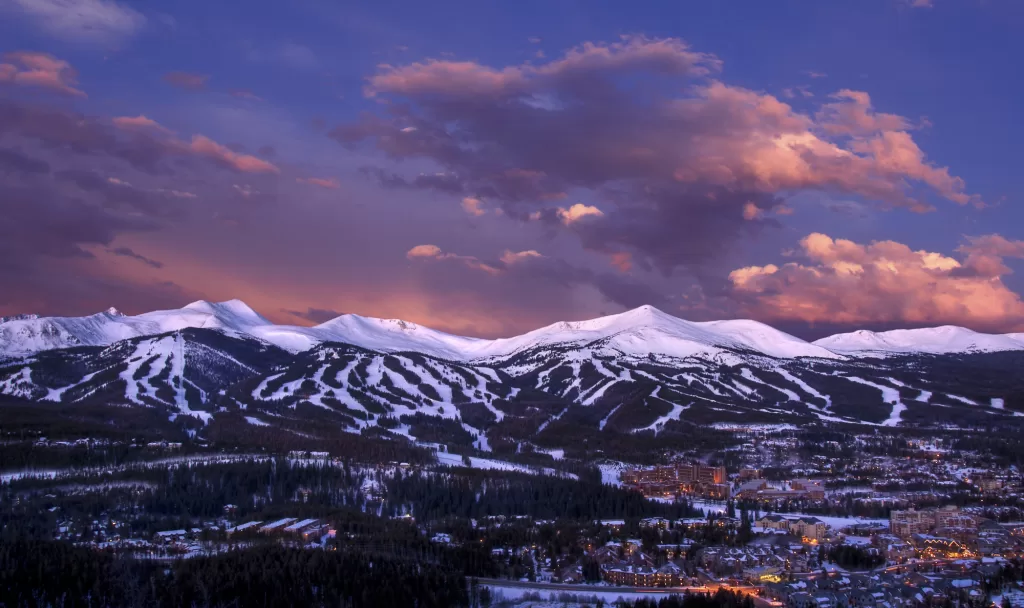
[4,426,1022,608]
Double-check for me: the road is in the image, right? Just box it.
[475,577,766,598]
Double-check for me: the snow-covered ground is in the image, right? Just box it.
[841,376,905,426]
[435,452,573,478]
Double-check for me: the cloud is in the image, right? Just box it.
[284,307,344,324]
[0,146,50,174]
[817,90,910,136]
[0,51,86,97]
[461,196,486,216]
[729,233,1024,331]
[112,114,172,134]
[247,43,319,70]
[162,71,209,91]
[0,97,289,312]
[187,135,279,174]
[500,249,542,265]
[2,0,145,45]
[110,115,277,175]
[405,242,674,318]
[909,0,933,7]
[406,243,500,274]
[609,251,632,272]
[335,36,977,277]
[296,176,340,189]
[360,167,465,194]
[108,246,163,268]
[229,89,263,101]
[277,43,318,69]
[556,203,603,225]
[956,234,1024,278]
[363,35,719,100]
[232,184,258,198]
[782,86,814,99]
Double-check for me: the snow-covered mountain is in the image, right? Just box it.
[813,326,1024,356]
[2,300,1023,442]
[0,299,486,359]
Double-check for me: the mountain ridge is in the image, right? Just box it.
[3,300,1023,361]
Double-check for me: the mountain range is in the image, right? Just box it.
[2,300,1022,449]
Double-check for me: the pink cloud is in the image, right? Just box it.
[229,89,263,101]
[109,116,277,175]
[0,51,85,97]
[296,177,340,189]
[956,234,1024,278]
[556,203,604,225]
[366,35,719,99]
[461,196,486,216]
[339,36,979,274]
[729,233,1024,330]
[162,71,209,91]
[187,135,279,174]
[112,115,172,134]
[406,244,501,275]
[817,90,910,136]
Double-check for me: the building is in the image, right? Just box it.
[790,517,827,542]
[620,463,728,499]
[890,506,976,539]
[283,518,318,534]
[736,479,825,501]
[756,515,828,541]
[757,514,790,532]
[225,521,262,537]
[259,518,297,534]
[890,509,934,537]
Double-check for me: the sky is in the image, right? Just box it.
[1,0,1023,340]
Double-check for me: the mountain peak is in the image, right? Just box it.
[105,307,124,317]
[183,299,264,320]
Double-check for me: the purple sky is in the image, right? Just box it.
[1,0,1022,339]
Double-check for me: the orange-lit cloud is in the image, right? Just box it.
[461,196,486,216]
[609,251,633,272]
[729,233,1024,330]
[0,51,85,97]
